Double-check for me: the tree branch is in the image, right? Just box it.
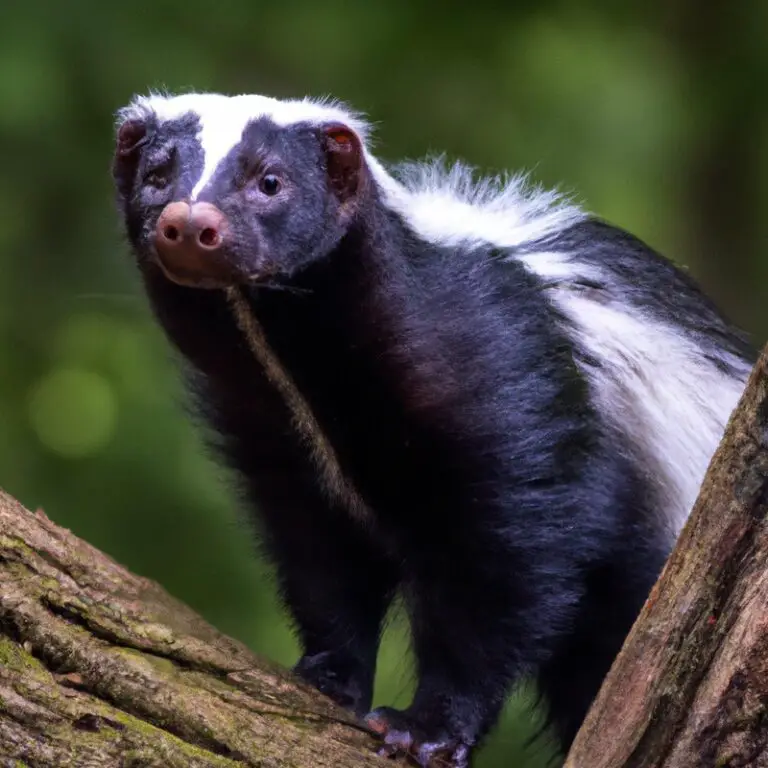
[0,490,384,767]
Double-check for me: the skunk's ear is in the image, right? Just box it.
[321,124,365,204]
[116,119,148,156]
[113,118,151,200]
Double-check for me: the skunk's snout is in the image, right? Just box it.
[157,201,226,252]
[153,201,235,288]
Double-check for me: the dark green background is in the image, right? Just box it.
[1,1,766,764]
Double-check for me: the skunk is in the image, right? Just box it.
[112,90,755,767]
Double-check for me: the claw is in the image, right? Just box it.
[377,728,414,758]
[364,707,472,767]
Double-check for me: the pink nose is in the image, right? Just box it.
[156,201,226,252]
[153,202,232,287]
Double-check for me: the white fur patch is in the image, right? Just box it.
[118,90,752,538]
[516,253,750,537]
[381,160,587,250]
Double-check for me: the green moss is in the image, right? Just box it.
[112,646,148,661]
[141,653,178,675]
[47,707,246,767]
[0,535,40,562]
[0,636,46,674]
[136,622,175,644]
[113,714,246,766]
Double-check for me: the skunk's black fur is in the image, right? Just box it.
[113,92,756,766]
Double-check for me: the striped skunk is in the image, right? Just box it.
[112,91,755,767]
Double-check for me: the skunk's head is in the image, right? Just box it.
[112,92,372,288]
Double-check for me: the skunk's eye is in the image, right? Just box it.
[145,171,169,189]
[143,151,176,189]
[259,174,281,196]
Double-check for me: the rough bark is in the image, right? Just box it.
[564,344,768,768]
[0,490,385,768]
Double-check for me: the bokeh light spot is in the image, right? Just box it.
[28,368,117,458]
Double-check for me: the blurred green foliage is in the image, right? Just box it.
[0,1,765,764]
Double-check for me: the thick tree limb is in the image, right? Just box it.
[565,344,768,768]
[0,490,385,767]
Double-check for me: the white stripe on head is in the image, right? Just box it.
[118,91,373,200]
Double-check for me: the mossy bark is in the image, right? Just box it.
[564,345,768,768]
[0,490,386,767]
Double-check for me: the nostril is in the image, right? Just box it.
[198,227,220,248]
[163,225,180,242]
